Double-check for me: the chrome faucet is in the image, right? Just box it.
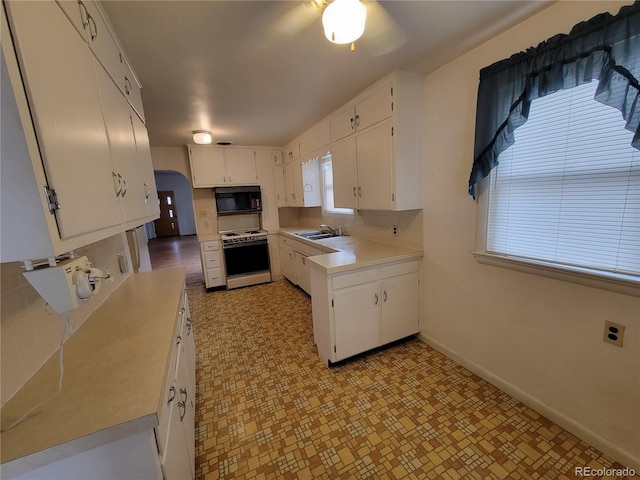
[320,224,341,236]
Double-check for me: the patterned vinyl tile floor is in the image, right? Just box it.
[187,280,635,480]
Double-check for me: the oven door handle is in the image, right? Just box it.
[222,240,268,249]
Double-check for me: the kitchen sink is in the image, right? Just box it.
[295,231,335,240]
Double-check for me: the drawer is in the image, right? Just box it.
[202,240,220,252]
[380,260,420,279]
[204,251,222,269]
[206,268,224,287]
[332,267,378,290]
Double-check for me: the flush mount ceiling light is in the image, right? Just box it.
[192,130,212,144]
[322,0,366,49]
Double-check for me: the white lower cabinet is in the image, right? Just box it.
[311,259,420,365]
[200,239,225,288]
[159,288,196,480]
[280,236,323,295]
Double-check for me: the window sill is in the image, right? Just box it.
[472,251,640,297]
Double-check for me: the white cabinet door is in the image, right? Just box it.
[301,157,322,207]
[189,146,225,186]
[330,136,358,210]
[280,240,295,284]
[257,164,278,229]
[160,383,192,480]
[294,252,311,294]
[131,111,159,217]
[333,279,380,361]
[225,148,256,185]
[83,1,123,90]
[330,105,356,142]
[356,119,393,210]
[283,161,295,206]
[381,270,420,344]
[274,165,286,207]
[95,65,148,223]
[269,234,282,278]
[356,82,392,131]
[6,0,123,239]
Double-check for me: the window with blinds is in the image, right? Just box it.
[487,81,639,278]
[320,154,354,215]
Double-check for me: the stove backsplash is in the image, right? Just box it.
[218,213,261,233]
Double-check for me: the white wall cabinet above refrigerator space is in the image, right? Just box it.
[188,146,258,187]
[1,0,158,263]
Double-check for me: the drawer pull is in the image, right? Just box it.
[374,293,379,305]
[178,401,186,421]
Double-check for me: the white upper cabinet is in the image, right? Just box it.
[1,0,158,262]
[284,139,301,163]
[331,71,424,211]
[299,120,330,157]
[329,82,392,142]
[188,146,257,187]
[5,0,123,240]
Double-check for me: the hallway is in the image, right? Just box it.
[148,234,203,286]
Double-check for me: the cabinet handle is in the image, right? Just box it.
[186,318,192,335]
[176,335,182,346]
[124,76,132,96]
[358,186,362,197]
[228,176,231,183]
[178,401,186,421]
[355,114,360,127]
[112,172,121,197]
[144,182,150,199]
[167,386,176,405]
[302,257,306,265]
[87,14,97,41]
[179,387,188,403]
[78,1,89,28]
[383,290,387,302]
[353,187,357,198]
[374,293,379,305]
[120,177,127,197]
[350,117,355,130]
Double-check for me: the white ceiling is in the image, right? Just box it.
[100,0,552,148]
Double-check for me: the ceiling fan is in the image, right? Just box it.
[269,0,407,55]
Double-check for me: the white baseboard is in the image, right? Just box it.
[417,332,640,472]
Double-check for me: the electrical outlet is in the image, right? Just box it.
[603,321,625,347]
[393,225,398,236]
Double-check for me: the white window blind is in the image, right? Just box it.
[487,81,640,277]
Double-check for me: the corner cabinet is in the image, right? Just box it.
[1,0,159,263]
[188,145,257,187]
[310,259,420,365]
[329,70,424,211]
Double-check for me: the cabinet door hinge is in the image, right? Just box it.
[43,186,60,213]
[334,345,337,353]
[390,87,393,97]
[392,193,395,202]
[391,126,394,136]
[331,298,334,307]
[391,101,394,112]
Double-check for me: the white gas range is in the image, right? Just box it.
[218,227,271,289]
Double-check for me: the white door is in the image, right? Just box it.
[225,148,256,184]
[333,280,380,361]
[381,272,420,344]
[280,242,295,283]
[330,136,358,209]
[294,252,311,294]
[257,164,277,229]
[356,119,393,210]
[274,166,286,207]
[283,161,295,206]
[189,147,225,186]
[292,160,304,207]
[6,1,123,238]
[355,82,392,131]
[131,111,160,217]
[160,384,192,480]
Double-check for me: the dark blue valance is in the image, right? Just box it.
[469,1,640,197]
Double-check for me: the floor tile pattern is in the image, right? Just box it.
[187,280,635,479]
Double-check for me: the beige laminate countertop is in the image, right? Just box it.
[0,267,186,475]
[278,228,423,274]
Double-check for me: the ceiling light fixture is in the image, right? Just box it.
[322,0,366,50]
[192,130,212,144]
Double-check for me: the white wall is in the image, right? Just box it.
[419,0,639,469]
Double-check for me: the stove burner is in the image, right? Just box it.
[246,230,261,234]
[225,232,239,237]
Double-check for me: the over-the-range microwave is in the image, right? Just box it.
[213,186,262,216]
